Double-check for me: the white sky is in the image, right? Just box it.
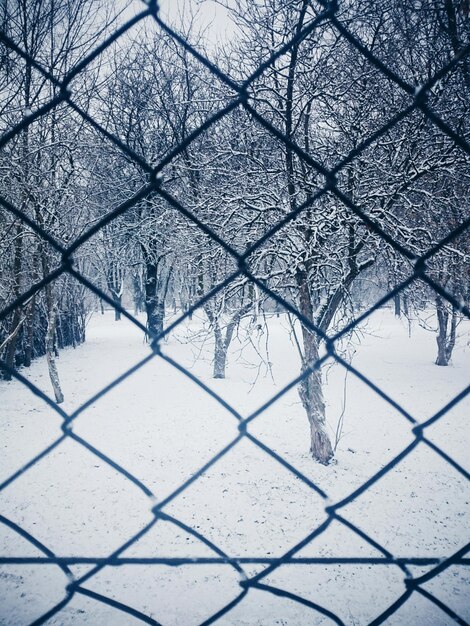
[160,0,235,40]
[118,0,237,47]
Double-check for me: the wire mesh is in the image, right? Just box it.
[0,0,469,624]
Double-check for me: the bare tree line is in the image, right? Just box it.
[0,0,468,463]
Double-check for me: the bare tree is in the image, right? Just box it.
[0,0,122,400]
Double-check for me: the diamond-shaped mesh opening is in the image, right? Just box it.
[321,108,469,259]
[84,19,237,170]
[84,562,242,625]
[0,436,154,557]
[164,436,327,560]
[160,106,306,255]
[244,8,410,159]
[341,444,470,557]
[263,561,406,625]
[72,351,240,501]
[420,564,470,623]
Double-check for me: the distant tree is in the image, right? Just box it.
[222,0,469,460]
[0,0,121,399]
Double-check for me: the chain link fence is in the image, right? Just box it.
[0,0,469,623]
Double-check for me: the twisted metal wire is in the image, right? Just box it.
[0,1,469,623]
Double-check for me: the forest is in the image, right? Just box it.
[1,1,470,624]
[0,0,469,464]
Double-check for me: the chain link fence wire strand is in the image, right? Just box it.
[0,0,469,623]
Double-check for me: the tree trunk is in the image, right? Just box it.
[1,314,25,373]
[394,293,401,317]
[23,297,35,367]
[147,301,164,338]
[207,297,252,380]
[297,275,333,465]
[145,260,164,338]
[5,51,31,379]
[4,310,22,377]
[106,261,124,321]
[110,290,122,321]
[46,304,64,404]
[133,270,144,315]
[403,293,409,317]
[213,321,227,379]
[435,296,457,366]
[299,331,334,465]
[4,222,23,379]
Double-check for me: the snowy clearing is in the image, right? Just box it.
[1,308,469,625]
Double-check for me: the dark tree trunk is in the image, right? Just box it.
[133,270,145,315]
[4,56,31,379]
[4,222,23,379]
[4,310,22,376]
[403,294,409,317]
[106,262,124,321]
[112,292,122,321]
[109,289,122,321]
[435,296,457,366]
[23,300,35,367]
[394,293,401,317]
[144,260,164,338]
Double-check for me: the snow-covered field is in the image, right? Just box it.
[1,308,469,625]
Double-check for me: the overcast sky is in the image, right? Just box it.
[119,0,237,47]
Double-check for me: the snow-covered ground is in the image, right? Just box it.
[1,308,469,625]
